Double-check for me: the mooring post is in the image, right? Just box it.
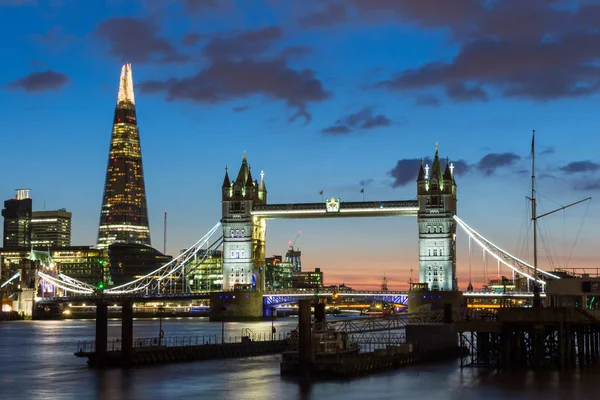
[298,299,313,375]
[95,301,108,368]
[121,300,134,367]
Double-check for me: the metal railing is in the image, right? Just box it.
[76,330,289,353]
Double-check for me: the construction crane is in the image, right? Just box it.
[288,231,302,251]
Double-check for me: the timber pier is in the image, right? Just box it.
[456,307,600,369]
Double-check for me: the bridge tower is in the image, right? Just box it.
[221,153,267,291]
[417,143,457,291]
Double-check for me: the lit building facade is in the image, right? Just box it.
[292,268,324,289]
[2,189,32,249]
[285,248,302,273]
[416,144,457,291]
[97,64,151,249]
[265,255,293,291]
[31,209,72,248]
[187,250,223,292]
[51,247,108,285]
[0,247,108,297]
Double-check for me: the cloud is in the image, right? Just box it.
[560,161,600,174]
[138,26,329,124]
[451,160,471,176]
[322,125,351,135]
[577,179,600,191]
[5,70,69,92]
[280,45,312,60]
[321,107,392,135]
[370,2,600,102]
[94,17,189,63]
[0,0,35,5]
[183,0,219,10]
[540,146,555,155]
[203,25,282,59]
[445,83,487,102]
[359,178,374,187]
[300,2,347,28]
[388,158,423,188]
[181,33,204,47]
[477,152,520,175]
[233,105,249,112]
[415,94,440,107]
[386,155,473,188]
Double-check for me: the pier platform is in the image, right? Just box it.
[75,334,288,367]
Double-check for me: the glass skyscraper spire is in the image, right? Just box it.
[97,64,151,249]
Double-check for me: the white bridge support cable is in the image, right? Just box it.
[0,272,21,289]
[453,216,558,285]
[105,221,222,294]
[455,216,560,280]
[38,271,95,294]
[58,273,97,291]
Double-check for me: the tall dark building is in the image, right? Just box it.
[97,64,151,249]
[2,189,32,249]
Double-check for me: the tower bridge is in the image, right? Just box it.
[220,144,456,292]
[2,144,559,318]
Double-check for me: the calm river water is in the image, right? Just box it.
[1,317,598,400]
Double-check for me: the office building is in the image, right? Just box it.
[292,268,324,289]
[97,64,151,249]
[108,243,171,287]
[265,255,293,291]
[30,209,72,248]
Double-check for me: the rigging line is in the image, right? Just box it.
[538,220,556,272]
[468,235,472,285]
[519,197,531,261]
[566,198,591,268]
[515,197,529,260]
[536,190,564,208]
[563,206,567,269]
[537,198,559,271]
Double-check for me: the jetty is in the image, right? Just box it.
[75,331,288,367]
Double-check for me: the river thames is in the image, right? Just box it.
[1,318,599,400]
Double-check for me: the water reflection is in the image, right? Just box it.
[1,318,600,399]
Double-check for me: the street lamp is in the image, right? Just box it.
[158,306,165,346]
[270,307,276,341]
[220,306,226,344]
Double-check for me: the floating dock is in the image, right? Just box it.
[76,336,288,367]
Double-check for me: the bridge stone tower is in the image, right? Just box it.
[416,144,457,291]
[221,153,267,291]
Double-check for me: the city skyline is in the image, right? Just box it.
[1,1,599,290]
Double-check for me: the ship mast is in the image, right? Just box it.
[531,130,541,308]
[528,131,591,308]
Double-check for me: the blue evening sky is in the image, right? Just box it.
[1,0,599,289]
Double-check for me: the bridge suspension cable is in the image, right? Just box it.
[105,221,222,294]
[454,215,560,285]
[58,273,97,291]
[38,271,95,294]
[0,272,21,289]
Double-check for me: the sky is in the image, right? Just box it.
[1,0,600,290]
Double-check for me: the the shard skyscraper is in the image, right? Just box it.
[97,64,151,249]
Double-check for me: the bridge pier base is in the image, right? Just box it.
[298,299,313,374]
[209,291,263,321]
[408,290,463,315]
[121,300,134,367]
[95,302,108,368]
